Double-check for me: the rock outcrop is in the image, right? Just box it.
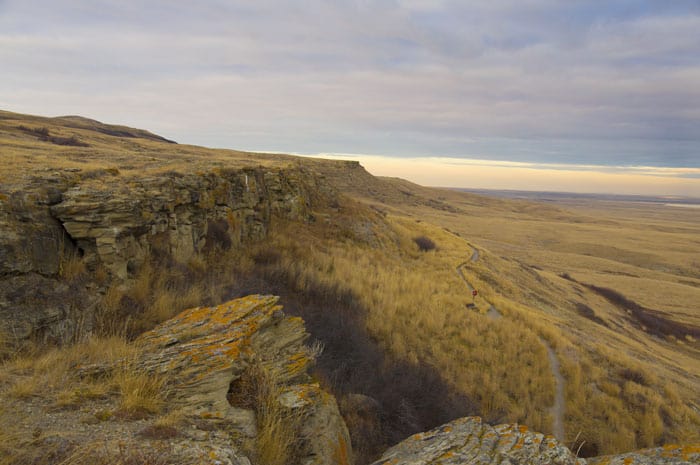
[50,169,317,280]
[0,164,332,343]
[1,294,351,465]
[134,294,352,465]
[371,416,700,465]
[371,416,583,465]
[587,446,700,465]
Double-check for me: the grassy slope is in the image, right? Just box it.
[315,168,700,454]
[1,109,699,461]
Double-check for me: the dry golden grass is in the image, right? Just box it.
[59,442,171,465]
[0,109,304,188]
[0,336,155,464]
[330,180,700,456]
[112,364,167,416]
[58,250,87,282]
[257,216,555,432]
[233,361,304,465]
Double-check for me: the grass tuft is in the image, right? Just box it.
[112,363,167,417]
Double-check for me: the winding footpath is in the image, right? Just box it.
[456,245,566,441]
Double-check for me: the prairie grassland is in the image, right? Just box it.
[261,216,557,433]
[333,179,700,456]
[0,110,308,189]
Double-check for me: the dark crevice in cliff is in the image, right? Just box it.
[225,267,476,464]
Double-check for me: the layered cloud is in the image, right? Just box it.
[0,1,698,177]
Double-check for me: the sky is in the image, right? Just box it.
[1,1,699,196]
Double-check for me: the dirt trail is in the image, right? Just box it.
[545,343,566,440]
[456,245,566,441]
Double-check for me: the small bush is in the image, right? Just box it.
[204,219,232,251]
[252,246,282,265]
[45,134,88,147]
[413,236,436,252]
[17,125,89,147]
[0,328,13,361]
[619,368,650,386]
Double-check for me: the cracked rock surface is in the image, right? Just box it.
[371,416,699,465]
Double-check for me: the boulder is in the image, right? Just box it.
[587,445,700,465]
[135,294,352,465]
[371,416,700,465]
[371,416,583,465]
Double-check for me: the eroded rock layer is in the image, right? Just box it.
[0,165,329,342]
[371,416,582,465]
[135,294,352,465]
[371,416,700,465]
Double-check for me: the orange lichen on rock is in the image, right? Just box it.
[513,436,525,450]
[133,295,305,417]
[286,351,311,376]
[373,416,582,465]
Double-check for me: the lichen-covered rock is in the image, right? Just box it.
[135,294,352,465]
[371,416,584,465]
[587,445,700,465]
[280,384,353,465]
[371,416,700,465]
[136,295,295,420]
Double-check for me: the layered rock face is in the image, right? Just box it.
[126,295,351,465]
[0,166,327,342]
[371,416,699,465]
[51,168,317,279]
[372,417,583,465]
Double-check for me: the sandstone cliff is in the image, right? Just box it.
[0,160,332,343]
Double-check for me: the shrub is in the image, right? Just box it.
[413,236,436,252]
